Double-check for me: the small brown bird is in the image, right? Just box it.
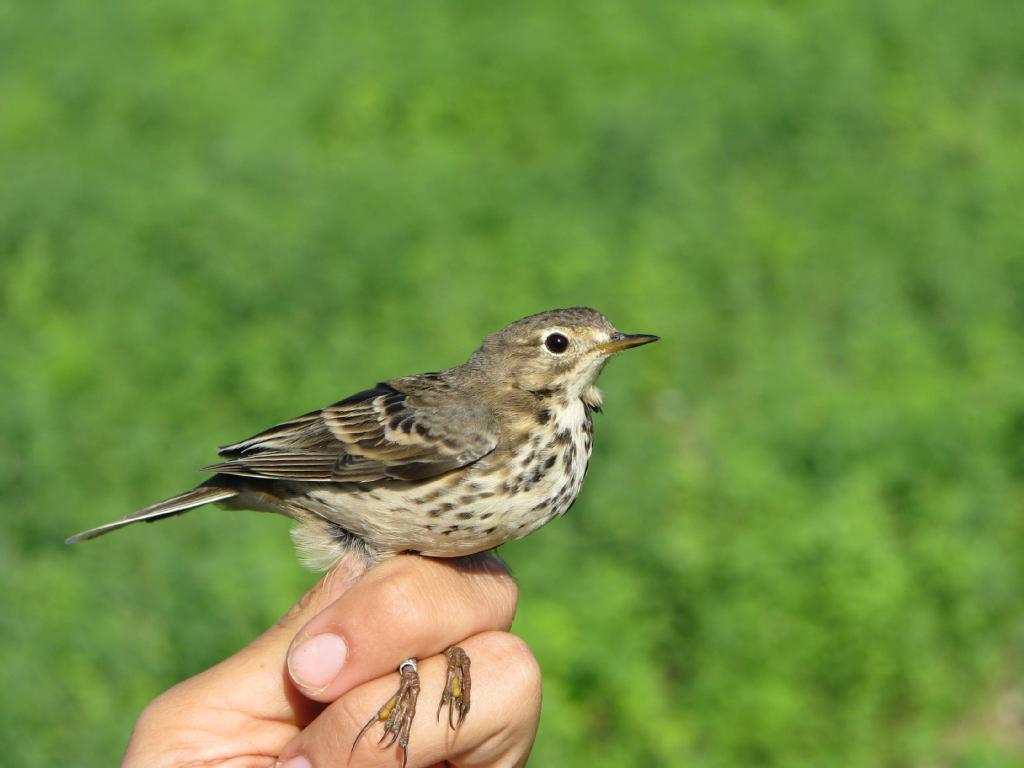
[68,306,657,765]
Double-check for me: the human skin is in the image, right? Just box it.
[123,553,541,767]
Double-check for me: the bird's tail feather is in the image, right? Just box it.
[65,485,238,544]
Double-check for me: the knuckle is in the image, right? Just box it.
[276,591,315,630]
[493,571,519,620]
[486,632,542,705]
[480,571,518,630]
[452,553,520,628]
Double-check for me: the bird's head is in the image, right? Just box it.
[470,307,658,403]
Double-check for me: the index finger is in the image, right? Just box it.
[286,553,517,703]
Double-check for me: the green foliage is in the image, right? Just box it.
[3,1,1023,765]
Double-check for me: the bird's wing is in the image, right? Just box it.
[204,378,499,483]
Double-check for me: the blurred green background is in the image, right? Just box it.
[3,1,1024,766]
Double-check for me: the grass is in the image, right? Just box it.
[2,1,1024,765]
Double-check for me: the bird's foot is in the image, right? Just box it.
[353,659,421,768]
[352,648,472,766]
[437,646,472,729]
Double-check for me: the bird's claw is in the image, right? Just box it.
[436,646,472,729]
[353,659,420,768]
[351,647,471,767]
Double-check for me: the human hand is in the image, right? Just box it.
[123,553,541,767]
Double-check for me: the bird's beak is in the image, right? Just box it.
[597,332,660,355]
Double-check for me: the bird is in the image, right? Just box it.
[67,306,658,766]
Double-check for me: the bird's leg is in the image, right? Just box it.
[353,659,420,768]
[436,646,472,729]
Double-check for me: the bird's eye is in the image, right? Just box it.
[544,332,570,354]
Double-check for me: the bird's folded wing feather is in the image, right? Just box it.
[204,378,499,483]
